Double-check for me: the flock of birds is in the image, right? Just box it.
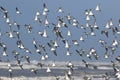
[0,3,120,80]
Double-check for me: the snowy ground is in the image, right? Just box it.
[0,76,117,80]
[0,61,119,80]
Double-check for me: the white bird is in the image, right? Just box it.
[80,36,84,41]
[67,69,72,75]
[114,67,120,79]
[52,60,56,67]
[72,18,79,27]
[67,30,71,36]
[0,43,8,56]
[50,47,55,51]
[38,29,48,38]
[6,17,10,24]
[89,9,94,16]
[99,39,106,46]
[53,40,59,47]
[66,49,71,56]
[24,48,32,54]
[72,40,79,46]
[30,68,37,74]
[93,19,99,29]
[8,67,12,73]
[44,16,49,27]
[85,22,90,27]
[16,7,21,14]
[46,67,51,73]
[85,15,90,21]
[36,49,41,54]
[6,30,14,38]
[34,15,38,21]
[8,63,12,77]
[104,52,109,59]
[42,11,47,16]
[84,9,89,15]
[64,71,71,80]
[105,22,110,29]
[95,4,101,11]
[109,18,113,26]
[8,67,12,77]
[65,13,72,24]
[112,38,119,47]
[43,3,49,12]
[2,50,7,56]
[3,12,8,19]
[32,39,38,49]
[41,55,46,60]
[36,11,40,16]
[56,22,61,28]
[42,3,49,16]
[58,7,64,13]
[72,18,77,23]
[65,40,69,49]
[16,40,25,49]
[45,54,49,59]
[67,61,74,68]
[43,29,48,37]
[91,32,95,36]
[34,11,40,21]
[90,48,96,53]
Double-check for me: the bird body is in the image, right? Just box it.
[46,67,51,73]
